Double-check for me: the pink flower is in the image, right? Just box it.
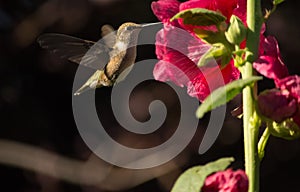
[187,61,240,101]
[257,89,297,123]
[257,75,300,127]
[151,0,243,101]
[276,75,300,126]
[253,36,289,82]
[154,25,211,87]
[202,169,248,192]
[151,0,180,25]
[276,75,300,103]
[180,0,242,23]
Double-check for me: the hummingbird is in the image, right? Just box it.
[37,22,161,95]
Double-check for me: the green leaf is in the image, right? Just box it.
[197,43,231,67]
[273,0,284,6]
[197,47,215,67]
[194,29,219,44]
[196,76,262,119]
[171,8,226,27]
[171,157,234,192]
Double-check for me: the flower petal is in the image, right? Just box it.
[276,75,300,103]
[257,89,297,123]
[253,36,289,81]
[187,61,240,101]
[202,169,248,192]
[153,60,190,87]
[179,0,211,11]
[180,0,239,21]
[233,0,246,24]
[155,25,211,84]
[155,24,210,62]
[151,0,180,24]
[263,36,282,57]
[253,56,287,80]
[214,0,238,20]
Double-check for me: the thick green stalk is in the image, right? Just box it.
[243,0,263,192]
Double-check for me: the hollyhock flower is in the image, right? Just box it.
[154,24,211,87]
[257,75,300,128]
[257,76,300,139]
[179,0,245,25]
[257,89,297,123]
[177,0,245,34]
[151,0,243,101]
[151,0,181,25]
[201,169,248,192]
[187,60,240,101]
[276,75,300,126]
[253,36,289,82]
[276,75,300,102]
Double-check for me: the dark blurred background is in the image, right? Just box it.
[0,0,300,191]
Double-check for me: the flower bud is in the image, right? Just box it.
[225,15,247,45]
[257,89,297,123]
[267,119,300,140]
[202,169,248,192]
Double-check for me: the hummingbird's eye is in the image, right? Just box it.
[125,26,134,31]
[125,25,141,31]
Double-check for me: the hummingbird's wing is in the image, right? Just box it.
[37,33,111,70]
[101,24,116,48]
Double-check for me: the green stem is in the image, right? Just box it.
[243,0,263,192]
[258,128,271,160]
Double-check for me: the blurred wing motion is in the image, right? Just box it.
[37,28,119,95]
[37,33,111,70]
[101,24,116,48]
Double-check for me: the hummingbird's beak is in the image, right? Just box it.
[141,22,162,27]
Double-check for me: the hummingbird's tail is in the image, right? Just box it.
[74,70,103,96]
[74,84,92,96]
[74,81,104,96]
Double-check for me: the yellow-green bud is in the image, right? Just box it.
[225,15,247,45]
[267,119,300,140]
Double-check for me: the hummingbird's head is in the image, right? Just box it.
[117,22,142,34]
[116,22,142,42]
[115,22,162,48]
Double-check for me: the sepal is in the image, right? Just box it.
[267,119,300,140]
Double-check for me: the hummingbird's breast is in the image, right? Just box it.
[104,44,137,81]
[118,46,137,73]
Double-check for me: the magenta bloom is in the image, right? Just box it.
[151,0,181,25]
[257,89,297,123]
[151,0,243,101]
[277,75,300,102]
[202,169,248,192]
[276,75,300,126]
[179,0,243,23]
[253,36,289,82]
[258,75,300,127]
